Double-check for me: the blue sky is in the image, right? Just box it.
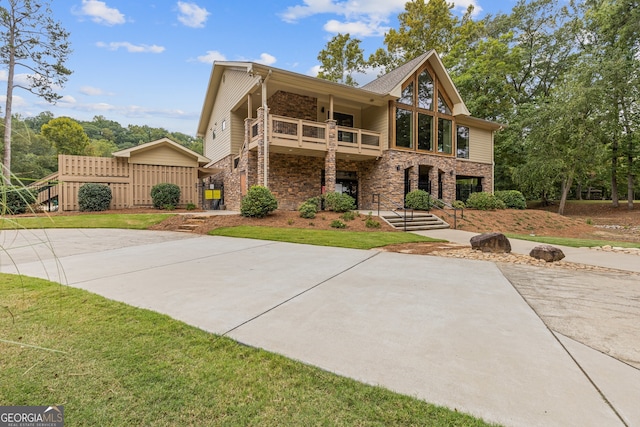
[1,0,514,136]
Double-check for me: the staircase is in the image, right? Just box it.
[381,212,449,231]
[177,215,208,232]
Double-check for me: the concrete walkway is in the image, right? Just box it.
[1,228,638,427]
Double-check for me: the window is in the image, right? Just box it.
[438,118,452,154]
[396,108,413,148]
[399,82,414,105]
[393,64,455,156]
[418,70,433,110]
[417,114,432,151]
[438,94,451,114]
[457,125,469,159]
[335,112,354,143]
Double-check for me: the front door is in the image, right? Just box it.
[336,170,358,208]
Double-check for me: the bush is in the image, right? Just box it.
[494,190,527,209]
[404,189,433,210]
[151,183,181,209]
[323,192,356,213]
[465,192,506,210]
[0,186,37,215]
[341,211,356,221]
[452,200,466,210]
[330,219,346,228]
[186,203,196,211]
[298,201,317,219]
[365,218,381,228]
[241,185,278,218]
[78,183,112,212]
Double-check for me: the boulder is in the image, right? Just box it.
[470,232,512,253]
[529,245,565,262]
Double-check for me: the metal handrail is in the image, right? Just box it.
[428,195,462,229]
[372,193,414,232]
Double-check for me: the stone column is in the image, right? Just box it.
[430,167,439,198]
[256,107,265,186]
[324,119,337,193]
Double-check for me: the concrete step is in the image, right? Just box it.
[381,213,449,231]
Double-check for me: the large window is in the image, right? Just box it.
[438,118,452,154]
[393,65,454,155]
[396,108,413,148]
[457,125,469,158]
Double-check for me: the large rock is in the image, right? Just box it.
[530,245,565,262]
[470,232,512,253]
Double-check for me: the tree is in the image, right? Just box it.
[41,117,89,155]
[578,0,640,209]
[369,0,480,72]
[317,33,365,87]
[0,0,72,183]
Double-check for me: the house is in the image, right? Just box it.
[196,51,502,211]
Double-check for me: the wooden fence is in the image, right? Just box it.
[50,155,198,211]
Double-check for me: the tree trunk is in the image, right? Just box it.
[576,183,583,200]
[558,174,574,215]
[628,151,634,210]
[611,137,619,207]
[2,28,16,185]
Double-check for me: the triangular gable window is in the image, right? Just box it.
[438,93,451,115]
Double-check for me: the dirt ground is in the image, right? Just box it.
[147,202,640,242]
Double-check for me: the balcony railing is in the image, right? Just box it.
[249,114,382,157]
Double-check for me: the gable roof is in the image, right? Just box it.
[362,51,470,116]
[112,137,210,166]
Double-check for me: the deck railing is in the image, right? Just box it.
[249,115,381,156]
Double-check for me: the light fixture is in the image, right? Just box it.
[396,165,401,171]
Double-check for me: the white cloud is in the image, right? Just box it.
[79,86,108,96]
[254,53,277,65]
[96,42,165,53]
[306,65,322,77]
[197,50,227,64]
[0,94,28,108]
[282,0,482,37]
[58,95,78,104]
[177,1,210,28]
[323,19,388,37]
[78,0,126,26]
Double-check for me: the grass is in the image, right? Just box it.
[0,213,172,230]
[209,226,444,249]
[506,233,640,249]
[0,274,495,426]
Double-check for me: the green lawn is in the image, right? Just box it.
[209,226,444,249]
[0,213,172,230]
[0,274,496,426]
[506,233,640,249]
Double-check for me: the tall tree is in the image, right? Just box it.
[578,0,640,209]
[0,0,71,183]
[41,117,89,155]
[317,33,365,87]
[369,0,480,72]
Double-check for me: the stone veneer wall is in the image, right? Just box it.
[268,153,325,210]
[205,150,493,212]
[268,91,317,121]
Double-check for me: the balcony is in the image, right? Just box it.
[249,114,382,159]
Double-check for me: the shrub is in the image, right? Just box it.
[341,211,356,221]
[494,190,527,209]
[465,192,506,210]
[452,200,466,210]
[78,183,112,212]
[323,192,356,213]
[0,186,37,215]
[151,183,181,210]
[404,189,433,210]
[186,203,196,211]
[365,218,381,228]
[240,185,278,218]
[298,201,317,219]
[330,219,346,228]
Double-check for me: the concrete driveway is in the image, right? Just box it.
[1,228,638,427]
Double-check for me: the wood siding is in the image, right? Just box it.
[56,155,198,211]
[126,145,198,167]
[468,127,493,164]
[204,69,257,163]
[361,105,389,150]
